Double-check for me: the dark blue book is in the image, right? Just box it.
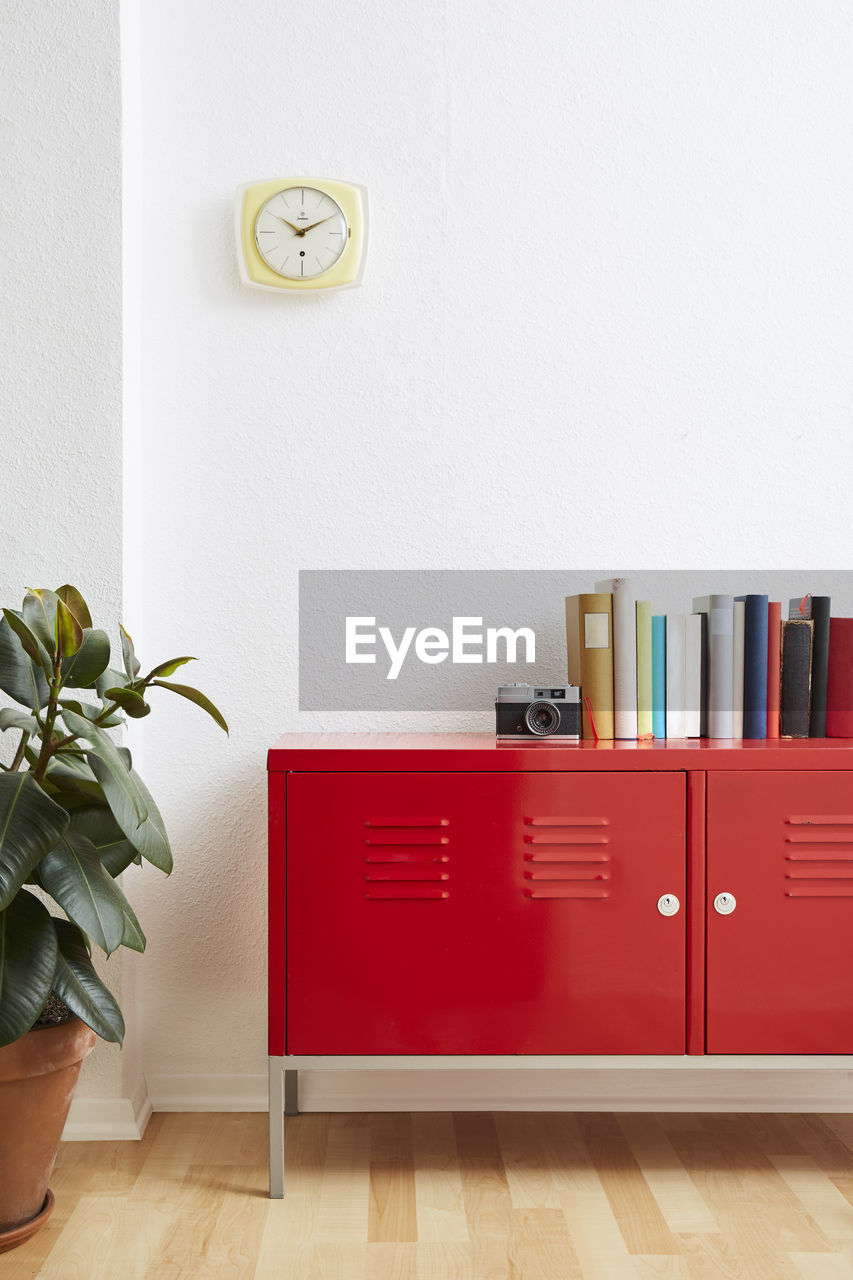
[735,595,769,738]
[652,615,666,738]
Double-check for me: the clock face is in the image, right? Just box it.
[254,186,349,280]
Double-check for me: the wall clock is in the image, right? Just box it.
[235,178,368,292]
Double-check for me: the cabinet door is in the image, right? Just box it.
[707,771,853,1053]
[286,770,685,1054]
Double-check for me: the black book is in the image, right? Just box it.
[780,619,813,738]
[809,597,831,737]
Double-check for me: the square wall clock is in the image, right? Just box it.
[235,178,368,292]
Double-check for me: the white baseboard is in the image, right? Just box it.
[62,1076,152,1141]
[149,1073,270,1111]
[148,1068,853,1114]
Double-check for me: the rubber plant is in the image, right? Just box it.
[0,585,228,1049]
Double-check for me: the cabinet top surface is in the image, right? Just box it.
[268,733,853,772]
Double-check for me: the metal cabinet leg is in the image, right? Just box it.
[285,1068,299,1116]
[268,1056,285,1198]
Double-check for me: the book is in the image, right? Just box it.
[826,618,853,737]
[766,602,781,739]
[685,613,704,737]
[595,578,637,739]
[692,595,734,739]
[636,601,653,738]
[652,615,666,739]
[732,600,745,739]
[780,618,813,738]
[565,593,614,740]
[736,594,768,739]
[665,614,687,739]
[808,597,831,737]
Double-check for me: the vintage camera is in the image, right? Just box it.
[495,683,581,740]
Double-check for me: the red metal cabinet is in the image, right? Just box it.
[284,770,686,1055]
[707,770,853,1053]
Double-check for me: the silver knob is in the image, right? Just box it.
[713,892,736,915]
[657,893,680,917]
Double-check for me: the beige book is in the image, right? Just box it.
[565,593,614,740]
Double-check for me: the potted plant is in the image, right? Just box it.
[0,585,226,1252]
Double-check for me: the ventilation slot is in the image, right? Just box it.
[787,886,853,899]
[785,815,853,896]
[525,868,610,882]
[364,819,451,899]
[525,886,611,900]
[787,866,853,879]
[365,817,450,828]
[524,816,610,828]
[787,816,853,827]
[366,886,450,901]
[522,816,611,900]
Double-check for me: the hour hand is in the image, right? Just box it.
[276,216,304,235]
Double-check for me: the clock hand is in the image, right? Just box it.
[275,216,305,235]
[300,214,337,233]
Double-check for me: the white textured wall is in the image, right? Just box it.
[129,1,853,1105]
[0,1,123,1098]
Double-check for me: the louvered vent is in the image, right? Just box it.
[522,815,611,900]
[785,815,853,898]
[364,817,450,900]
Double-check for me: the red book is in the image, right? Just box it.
[766,601,781,739]
[826,618,853,738]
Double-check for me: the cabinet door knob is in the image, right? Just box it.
[657,893,680,916]
[713,892,737,915]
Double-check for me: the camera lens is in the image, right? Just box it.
[524,701,560,736]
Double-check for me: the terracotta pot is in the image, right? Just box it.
[0,1018,96,1246]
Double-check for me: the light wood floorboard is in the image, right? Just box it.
[7,1111,853,1279]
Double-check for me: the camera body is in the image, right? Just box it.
[495,682,581,740]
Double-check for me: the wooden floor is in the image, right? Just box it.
[9,1111,853,1278]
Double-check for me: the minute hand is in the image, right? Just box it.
[300,214,337,233]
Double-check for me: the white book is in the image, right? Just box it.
[665,614,687,739]
[692,594,734,738]
[596,577,637,739]
[685,613,703,737]
[732,599,745,739]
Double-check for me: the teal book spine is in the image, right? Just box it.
[652,615,666,738]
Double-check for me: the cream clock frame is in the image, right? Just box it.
[235,178,368,292]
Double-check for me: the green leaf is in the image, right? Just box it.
[118,896,146,953]
[145,656,196,680]
[59,698,124,730]
[103,686,150,719]
[150,681,229,734]
[88,755,172,873]
[55,598,83,659]
[39,833,126,955]
[22,589,59,660]
[0,773,70,910]
[0,708,39,735]
[47,752,98,784]
[68,805,138,877]
[51,919,124,1043]
[55,586,93,630]
[61,629,111,688]
[0,890,58,1046]
[0,616,50,709]
[2,609,50,672]
[59,709,147,827]
[120,626,141,680]
[96,665,130,699]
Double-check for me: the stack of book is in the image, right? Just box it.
[565,581,853,741]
